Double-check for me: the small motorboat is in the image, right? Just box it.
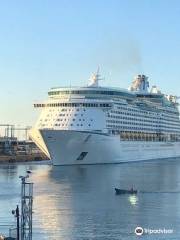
[115,188,137,195]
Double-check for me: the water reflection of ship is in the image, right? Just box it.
[27,159,180,238]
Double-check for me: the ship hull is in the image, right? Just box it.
[40,130,180,165]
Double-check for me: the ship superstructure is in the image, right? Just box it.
[29,72,180,165]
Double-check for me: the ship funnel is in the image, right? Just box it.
[130,74,149,92]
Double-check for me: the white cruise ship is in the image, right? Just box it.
[29,71,180,165]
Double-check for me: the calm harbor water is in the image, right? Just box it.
[1,159,180,239]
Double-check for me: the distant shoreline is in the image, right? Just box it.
[0,153,49,164]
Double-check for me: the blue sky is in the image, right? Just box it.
[0,0,180,126]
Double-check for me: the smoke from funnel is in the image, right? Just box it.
[94,36,143,77]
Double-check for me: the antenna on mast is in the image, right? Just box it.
[88,67,103,87]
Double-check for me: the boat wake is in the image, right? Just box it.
[140,191,180,194]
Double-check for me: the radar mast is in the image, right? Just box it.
[88,67,103,87]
